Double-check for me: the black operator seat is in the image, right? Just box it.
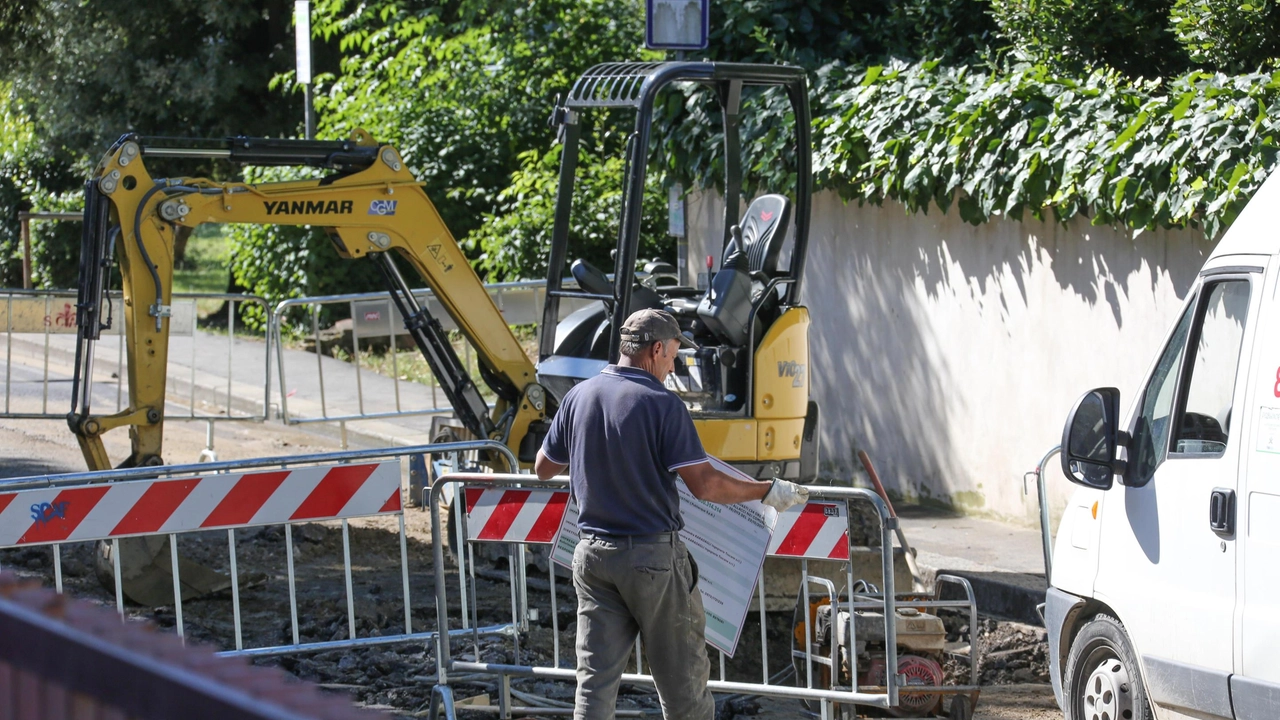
[552,259,666,360]
[694,194,792,347]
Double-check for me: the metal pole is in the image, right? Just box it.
[304,84,316,140]
[400,513,412,634]
[286,523,300,645]
[171,534,185,641]
[343,519,356,641]
[20,215,31,290]
[758,571,768,684]
[53,545,62,594]
[229,528,243,651]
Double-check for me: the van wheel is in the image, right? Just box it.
[1064,615,1152,720]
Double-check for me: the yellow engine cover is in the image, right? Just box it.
[692,307,810,464]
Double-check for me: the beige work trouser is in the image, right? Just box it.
[571,535,714,720]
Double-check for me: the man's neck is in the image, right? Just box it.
[617,357,658,378]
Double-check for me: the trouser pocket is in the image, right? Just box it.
[687,553,699,593]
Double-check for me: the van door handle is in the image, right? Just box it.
[1209,488,1236,536]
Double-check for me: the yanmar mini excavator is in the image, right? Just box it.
[69,61,819,603]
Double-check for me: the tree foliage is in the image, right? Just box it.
[814,62,1280,238]
[2,0,304,168]
[1170,0,1280,73]
[311,0,651,245]
[989,0,1191,77]
[0,0,311,288]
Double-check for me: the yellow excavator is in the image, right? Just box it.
[70,61,819,602]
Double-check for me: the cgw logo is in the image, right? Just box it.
[264,200,353,215]
[777,360,806,388]
[368,200,398,216]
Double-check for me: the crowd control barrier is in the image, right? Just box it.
[425,473,981,720]
[0,439,516,660]
[1,289,272,461]
[270,280,597,438]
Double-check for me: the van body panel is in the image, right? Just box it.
[1142,655,1235,720]
[1230,675,1280,719]
[1050,487,1104,593]
[1238,256,1280,685]
[1205,173,1280,259]
[1045,586,1086,707]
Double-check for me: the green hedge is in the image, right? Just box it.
[811,62,1280,238]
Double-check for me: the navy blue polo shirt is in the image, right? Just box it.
[541,365,707,535]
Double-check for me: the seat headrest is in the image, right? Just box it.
[739,194,791,276]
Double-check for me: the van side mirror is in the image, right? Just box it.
[1060,388,1124,490]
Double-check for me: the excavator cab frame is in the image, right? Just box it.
[537,61,818,481]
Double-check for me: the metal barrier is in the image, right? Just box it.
[16,211,82,290]
[1,288,273,460]
[425,473,982,720]
[0,439,516,660]
[270,280,591,433]
[1023,445,1061,579]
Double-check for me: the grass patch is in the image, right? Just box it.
[173,224,230,296]
[329,326,541,400]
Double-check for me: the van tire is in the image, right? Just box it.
[1064,614,1152,720]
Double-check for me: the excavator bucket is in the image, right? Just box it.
[95,537,232,607]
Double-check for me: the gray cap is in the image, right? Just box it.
[619,308,697,349]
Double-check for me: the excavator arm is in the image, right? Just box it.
[70,131,547,471]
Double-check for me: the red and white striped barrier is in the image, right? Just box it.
[0,462,401,547]
[464,488,570,545]
[767,501,850,560]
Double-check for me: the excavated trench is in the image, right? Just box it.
[0,519,1048,719]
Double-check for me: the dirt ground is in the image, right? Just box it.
[0,418,1062,720]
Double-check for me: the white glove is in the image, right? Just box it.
[762,479,809,511]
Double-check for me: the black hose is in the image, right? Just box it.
[132,183,167,323]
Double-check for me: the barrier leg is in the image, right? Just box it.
[427,684,456,720]
[550,559,560,668]
[759,570,768,684]
[171,534,184,641]
[312,305,326,417]
[802,558,812,688]
[400,514,412,634]
[229,529,243,650]
[508,546,520,663]
[343,519,356,641]
[112,538,123,616]
[286,523,299,645]
[52,545,62,594]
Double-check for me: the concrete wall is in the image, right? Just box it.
[685,191,1215,525]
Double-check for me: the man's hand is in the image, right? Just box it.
[762,479,809,512]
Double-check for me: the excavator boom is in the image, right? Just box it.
[70,131,546,472]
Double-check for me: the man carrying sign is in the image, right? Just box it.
[535,308,809,720]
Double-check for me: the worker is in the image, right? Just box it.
[534,308,810,720]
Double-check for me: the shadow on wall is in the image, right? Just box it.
[907,204,1205,332]
[806,193,1212,510]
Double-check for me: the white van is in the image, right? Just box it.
[1047,170,1280,720]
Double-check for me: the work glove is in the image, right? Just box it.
[762,479,809,512]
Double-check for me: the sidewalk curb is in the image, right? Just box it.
[917,555,1048,626]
